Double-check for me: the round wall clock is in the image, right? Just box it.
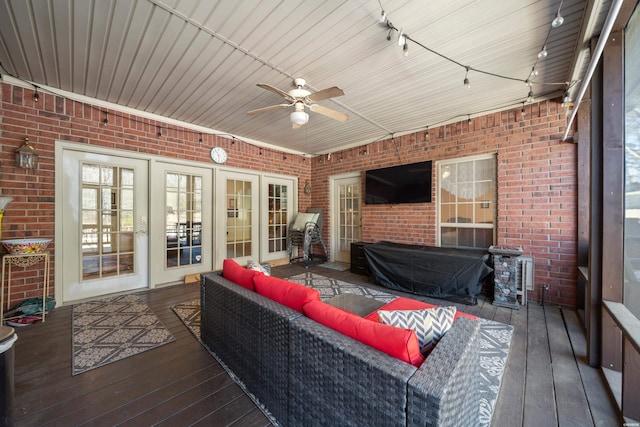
[210,147,228,164]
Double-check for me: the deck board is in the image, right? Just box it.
[9,264,620,426]
[562,308,622,426]
[545,306,593,426]
[523,304,558,426]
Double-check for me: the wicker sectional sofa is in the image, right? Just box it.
[201,270,483,427]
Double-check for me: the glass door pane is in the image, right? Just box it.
[81,164,135,280]
[165,173,203,268]
[338,183,361,252]
[267,183,288,253]
[226,178,253,258]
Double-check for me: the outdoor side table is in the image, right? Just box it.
[1,252,50,322]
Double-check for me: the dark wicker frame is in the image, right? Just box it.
[201,272,482,427]
[201,273,301,425]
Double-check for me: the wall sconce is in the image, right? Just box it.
[15,137,38,169]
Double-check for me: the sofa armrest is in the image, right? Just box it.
[288,315,416,427]
[200,272,301,425]
[406,317,482,427]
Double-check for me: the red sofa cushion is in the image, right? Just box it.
[364,297,478,322]
[303,300,425,367]
[222,258,260,291]
[254,275,320,313]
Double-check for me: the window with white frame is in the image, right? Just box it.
[438,154,496,248]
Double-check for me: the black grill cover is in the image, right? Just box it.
[364,242,492,301]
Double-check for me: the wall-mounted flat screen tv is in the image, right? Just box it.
[365,160,432,204]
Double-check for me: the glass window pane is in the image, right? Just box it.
[438,156,495,248]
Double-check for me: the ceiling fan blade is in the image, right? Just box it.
[246,103,292,115]
[309,103,349,122]
[307,86,345,102]
[257,83,295,102]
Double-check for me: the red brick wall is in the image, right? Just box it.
[0,82,311,307]
[1,81,578,308]
[312,100,578,307]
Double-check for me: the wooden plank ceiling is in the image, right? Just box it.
[0,0,611,155]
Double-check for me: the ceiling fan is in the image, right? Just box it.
[246,78,349,128]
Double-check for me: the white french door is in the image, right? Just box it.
[216,171,260,267]
[331,173,362,263]
[59,149,149,303]
[260,176,296,262]
[149,162,212,285]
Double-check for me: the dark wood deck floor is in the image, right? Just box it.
[10,263,621,426]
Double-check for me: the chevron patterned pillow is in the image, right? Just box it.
[378,306,457,356]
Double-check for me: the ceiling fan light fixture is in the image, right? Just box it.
[290,111,309,126]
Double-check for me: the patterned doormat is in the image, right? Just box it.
[72,294,175,375]
[174,273,513,427]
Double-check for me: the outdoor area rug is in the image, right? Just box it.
[72,293,175,375]
[174,272,513,427]
[287,271,397,303]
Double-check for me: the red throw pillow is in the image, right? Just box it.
[303,300,425,367]
[254,275,320,312]
[364,297,478,322]
[222,258,260,291]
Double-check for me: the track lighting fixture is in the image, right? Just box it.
[552,0,564,27]
[537,45,548,59]
[464,67,471,89]
[33,87,39,102]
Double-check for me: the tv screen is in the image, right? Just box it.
[365,161,432,204]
